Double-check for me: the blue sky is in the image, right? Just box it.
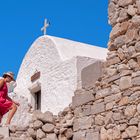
[0,0,111,77]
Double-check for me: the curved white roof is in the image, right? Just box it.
[39,35,108,61]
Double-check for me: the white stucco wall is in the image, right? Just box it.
[15,36,61,104]
[41,58,77,113]
[15,35,107,115]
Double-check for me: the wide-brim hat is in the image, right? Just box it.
[3,72,15,81]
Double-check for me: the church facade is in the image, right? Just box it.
[14,35,107,115]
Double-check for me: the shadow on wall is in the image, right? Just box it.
[81,61,103,88]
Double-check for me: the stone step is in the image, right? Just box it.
[0,126,9,138]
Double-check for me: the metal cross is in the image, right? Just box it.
[41,18,50,35]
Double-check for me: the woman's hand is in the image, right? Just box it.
[14,101,20,106]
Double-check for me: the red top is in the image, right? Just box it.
[0,81,13,116]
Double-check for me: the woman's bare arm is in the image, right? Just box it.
[0,79,4,89]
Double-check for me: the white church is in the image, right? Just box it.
[6,19,108,126]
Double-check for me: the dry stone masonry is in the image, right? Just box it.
[2,0,140,139]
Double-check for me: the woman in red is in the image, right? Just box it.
[0,72,19,125]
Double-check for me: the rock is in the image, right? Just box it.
[118,96,129,106]
[118,9,129,22]
[124,105,136,117]
[135,41,140,52]
[100,127,108,140]
[90,102,105,115]
[106,68,117,77]
[27,128,36,139]
[129,91,140,101]
[132,76,140,86]
[86,131,100,140]
[117,47,125,60]
[108,1,116,17]
[132,15,140,25]
[95,115,104,125]
[36,129,46,139]
[95,88,112,99]
[114,35,126,48]
[110,21,129,40]
[127,45,136,57]
[104,73,120,83]
[64,128,73,139]
[137,56,140,66]
[32,110,42,120]
[106,129,113,139]
[125,29,138,43]
[72,91,94,108]
[118,123,127,131]
[112,112,121,121]
[129,117,139,125]
[46,133,58,140]
[128,59,139,69]
[59,128,67,134]
[64,118,74,127]
[104,93,122,103]
[132,71,140,78]
[38,111,54,124]
[112,126,121,139]
[54,128,59,135]
[125,126,138,137]
[64,113,73,120]
[33,120,43,130]
[117,64,129,72]
[137,103,140,114]
[121,131,129,139]
[58,134,68,140]
[42,123,55,133]
[107,57,121,66]
[127,5,136,16]
[111,84,120,94]
[73,116,93,131]
[106,101,115,110]
[118,0,134,7]
[73,131,86,140]
[108,41,117,51]
[136,0,140,14]
[119,76,132,90]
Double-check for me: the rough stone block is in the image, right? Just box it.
[73,130,86,140]
[132,76,140,86]
[73,116,93,132]
[86,131,100,140]
[72,92,94,108]
[90,102,105,115]
[81,61,103,88]
[104,93,122,103]
[119,76,132,90]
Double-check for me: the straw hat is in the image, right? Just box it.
[3,72,15,81]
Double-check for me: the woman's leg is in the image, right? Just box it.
[0,114,2,123]
[6,103,17,125]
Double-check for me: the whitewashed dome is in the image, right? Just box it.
[46,35,108,60]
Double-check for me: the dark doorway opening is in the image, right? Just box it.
[35,90,41,110]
